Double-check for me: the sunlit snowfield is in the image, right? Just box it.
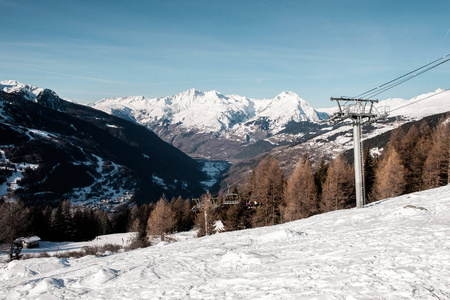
[1,185,449,299]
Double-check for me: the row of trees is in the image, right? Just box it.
[0,195,195,259]
[371,118,449,199]
[2,117,448,258]
[189,117,449,235]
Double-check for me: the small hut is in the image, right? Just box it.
[23,236,41,248]
[14,236,41,249]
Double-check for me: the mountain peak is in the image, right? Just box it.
[1,80,45,102]
[179,88,204,97]
[276,91,300,98]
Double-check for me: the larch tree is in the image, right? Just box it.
[320,155,355,212]
[406,122,433,192]
[168,196,195,232]
[401,125,423,193]
[422,118,450,188]
[169,196,185,232]
[223,193,248,232]
[146,196,176,242]
[372,146,406,201]
[250,156,284,227]
[183,198,195,231]
[388,126,405,155]
[282,156,317,222]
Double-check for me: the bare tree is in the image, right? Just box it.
[0,199,29,261]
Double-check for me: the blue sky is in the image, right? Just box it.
[1,0,449,107]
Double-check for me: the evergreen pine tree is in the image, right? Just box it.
[27,204,45,237]
[401,125,421,193]
[95,209,112,236]
[363,145,376,200]
[113,207,130,233]
[41,206,53,240]
[52,200,73,241]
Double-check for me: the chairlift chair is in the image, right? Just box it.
[247,190,262,209]
[191,198,201,211]
[224,193,240,205]
[192,196,220,211]
[223,184,241,205]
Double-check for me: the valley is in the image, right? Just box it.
[1,80,449,209]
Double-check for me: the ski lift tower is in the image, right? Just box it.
[328,97,389,208]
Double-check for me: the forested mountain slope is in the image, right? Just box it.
[0,85,206,209]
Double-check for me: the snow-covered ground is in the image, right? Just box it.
[1,185,450,299]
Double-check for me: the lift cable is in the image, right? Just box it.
[361,59,450,99]
[352,54,450,100]
[389,88,450,113]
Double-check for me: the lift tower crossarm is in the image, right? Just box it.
[329,97,380,124]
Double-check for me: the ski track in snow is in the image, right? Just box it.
[1,186,450,299]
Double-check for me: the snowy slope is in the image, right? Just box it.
[380,88,450,118]
[1,185,449,299]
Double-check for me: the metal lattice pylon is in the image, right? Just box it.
[328,97,389,208]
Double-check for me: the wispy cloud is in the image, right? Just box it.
[442,27,450,44]
[29,69,124,84]
[1,66,121,85]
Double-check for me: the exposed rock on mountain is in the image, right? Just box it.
[0,82,206,210]
[91,89,328,160]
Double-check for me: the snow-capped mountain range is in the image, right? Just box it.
[92,89,327,135]
[91,85,450,161]
[90,89,331,160]
[3,80,449,163]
